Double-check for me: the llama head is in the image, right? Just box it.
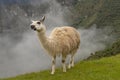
[30,16,45,31]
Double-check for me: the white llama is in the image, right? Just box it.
[30,16,80,74]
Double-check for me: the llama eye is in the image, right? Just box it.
[37,22,40,24]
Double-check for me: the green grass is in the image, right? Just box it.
[2,54,120,80]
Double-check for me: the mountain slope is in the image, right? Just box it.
[71,0,120,28]
[2,54,120,80]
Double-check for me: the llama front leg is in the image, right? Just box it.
[51,56,56,74]
[62,55,66,72]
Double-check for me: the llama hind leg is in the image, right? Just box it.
[62,55,66,72]
[51,56,56,74]
[68,50,76,69]
[71,54,75,67]
[68,54,75,69]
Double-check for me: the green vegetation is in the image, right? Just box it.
[2,54,120,80]
[88,39,120,60]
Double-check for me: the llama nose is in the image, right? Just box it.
[31,25,36,30]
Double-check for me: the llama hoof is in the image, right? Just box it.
[63,70,66,73]
[51,72,55,75]
[68,65,71,69]
[71,64,74,67]
[71,65,74,68]
[63,71,66,73]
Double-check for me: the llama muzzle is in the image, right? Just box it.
[31,25,36,31]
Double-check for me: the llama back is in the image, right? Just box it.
[49,26,80,54]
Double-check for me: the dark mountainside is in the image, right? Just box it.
[68,0,120,39]
[70,0,120,28]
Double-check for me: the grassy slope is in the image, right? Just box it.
[2,54,120,80]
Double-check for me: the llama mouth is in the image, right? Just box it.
[31,25,37,31]
[33,28,37,31]
[31,27,36,31]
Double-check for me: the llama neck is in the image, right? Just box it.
[37,24,55,52]
[37,28,49,46]
[37,25,56,55]
[37,28,56,56]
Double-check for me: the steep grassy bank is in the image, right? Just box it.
[2,54,120,80]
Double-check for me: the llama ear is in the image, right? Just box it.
[41,16,45,22]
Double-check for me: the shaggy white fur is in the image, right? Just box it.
[30,16,80,74]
